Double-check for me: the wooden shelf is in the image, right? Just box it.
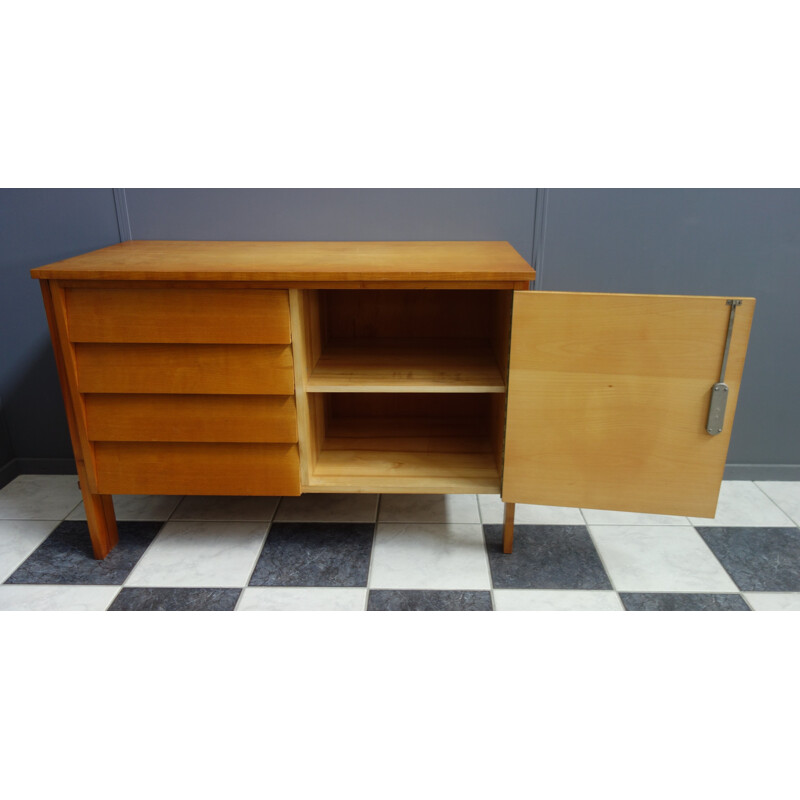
[305,340,506,393]
[306,414,501,494]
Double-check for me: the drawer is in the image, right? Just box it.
[75,343,294,394]
[94,442,301,495]
[84,394,298,443]
[66,287,292,344]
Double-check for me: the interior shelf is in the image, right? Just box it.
[305,394,503,494]
[305,339,506,393]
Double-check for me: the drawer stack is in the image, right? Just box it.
[66,287,300,495]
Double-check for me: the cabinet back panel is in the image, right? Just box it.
[322,290,497,341]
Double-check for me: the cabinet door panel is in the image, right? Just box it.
[502,292,754,517]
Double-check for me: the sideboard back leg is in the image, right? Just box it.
[503,502,515,554]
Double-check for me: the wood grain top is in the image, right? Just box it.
[30,240,535,283]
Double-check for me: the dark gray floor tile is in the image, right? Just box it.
[5,521,162,585]
[368,590,492,611]
[620,593,750,611]
[109,587,240,611]
[484,525,612,590]
[696,527,800,591]
[249,522,373,587]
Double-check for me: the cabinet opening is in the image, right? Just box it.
[299,290,512,393]
[305,393,504,494]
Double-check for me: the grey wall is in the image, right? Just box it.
[538,189,800,468]
[2,188,798,477]
[124,189,537,261]
[0,189,121,469]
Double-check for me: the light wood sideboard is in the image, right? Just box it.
[31,241,755,559]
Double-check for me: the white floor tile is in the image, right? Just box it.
[275,493,378,523]
[379,494,480,523]
[0,585,120,611]
[744,592,800,611]
[590,525,738,592]
[0,520,59,583]
[493,590,623,611]
[370,523,490,590]
[478,495,584,525]
[125,520,268,588]
[68,494,182,521]
[754,482,800,527]
[171,495,279,521]
[581,508,689,525]
[688,481,794,527]
[237,587,367,611]
[0,475,82,520]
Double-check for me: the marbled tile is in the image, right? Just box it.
[171,495,279,522]
[249,523,374,587]
[125,520,268,588]
[378,494,480,523]
[5,521,162,585]
[367,589,492,611]
[0,520,59,583]
[484,525,611,590]
[478,495,584,525]
[688,481,793,527]
[274,493,379,523]
[371,523,490,590]
[0,475,82,520]
[0,585,120,611]
[493,590,623,611]
[590,525,737,592]
[109,587,240,611]
[68,494,181,521]
[743,592,800,611]
[620,593,749,611]
[581,508,689,526]
[754,482,800,527]
[696,527,800,591]
[237,587,367,611]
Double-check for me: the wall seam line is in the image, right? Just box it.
[112,188,132,241]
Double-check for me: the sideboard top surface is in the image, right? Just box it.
[30,240,535,283]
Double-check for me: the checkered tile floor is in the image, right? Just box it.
[1,475,799,610]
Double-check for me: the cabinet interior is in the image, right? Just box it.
[296,289,512,493]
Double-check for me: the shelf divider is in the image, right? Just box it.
[304,339,506,393]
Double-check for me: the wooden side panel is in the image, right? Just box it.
[66,287,292,343]
[94,442,301,495]
[75,343,294,394]
[503,292,755,517]
[84,394,298,443]
[41,281,118,557]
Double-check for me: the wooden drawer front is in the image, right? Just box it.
[66,288,291,344]
[75,343,294,394]
[84,394,297,443]
[94,442,300,495]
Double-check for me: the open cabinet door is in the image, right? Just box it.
[502,292,754,517]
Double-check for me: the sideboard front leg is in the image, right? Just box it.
[79,468,118,559]
[503,502,515,554]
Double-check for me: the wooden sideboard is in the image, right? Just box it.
[31,241,755,559]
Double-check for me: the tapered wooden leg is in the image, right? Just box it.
[41,280,119,559]
[78,464,118,559]
[503,502,515,554]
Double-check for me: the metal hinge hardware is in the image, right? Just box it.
[706,299,742,435]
